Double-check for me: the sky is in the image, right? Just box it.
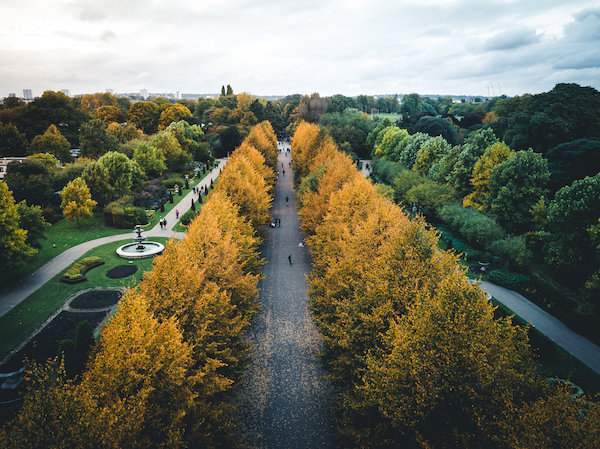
[1,0,599,99]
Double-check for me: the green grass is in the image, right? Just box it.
[372,112,403,122]
[0,237,174,360]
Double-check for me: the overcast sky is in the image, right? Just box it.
[1,0,599,99]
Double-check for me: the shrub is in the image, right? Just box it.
[122,206,149,226]
[439,203,504,247]
[487,269,531,291]
[60,257,104,283]
[180,208,200,226]
[489,235,532,269]
[161,175,185,189]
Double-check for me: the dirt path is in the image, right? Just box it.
[232,146,339,448]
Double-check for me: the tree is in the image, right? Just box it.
[243,121,278,168]
[327,94,358,113]
[487,150,550,234]
[4,158,55,206]
[414,115,457,145]
[545,173,600,280]
[354,273,537,448]
[97,151,134,196]
[133,143,166,177]
[158,103,192,130]
[127,101,160,134]
[29,124,72,163]
[413,135,452,176]
[17,200,49,249]
[0,182,35,271]
[106,122,143,143]
[12,90,87,146]
[60,177,97,228]
[0,123,29,157]
[77,92,120,114]
[79,119,118,158]
[93,105,125,126]
[81,160,113,205]
[294,93,331,123]
[546,139,600,195]
[462,141,514,211]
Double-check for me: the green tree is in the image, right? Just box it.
[0,123,29,157]
[413,135,452,176]
[79,119,118,158]
[29,124,72,163]
[60,177,97,228]
[16,200,49,249]
[133,143,166,178]
[0,183,35,271]
[4,158,55,206]
[81,160,113,205]
[97,151,134,196]
[12,90,87,146]
[327,94,358,113]
[487,150,550,233]
[546,139,600,195]
[414,115,457,145]
[545,173,600,280]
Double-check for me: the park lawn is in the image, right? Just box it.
[0,237,173,361]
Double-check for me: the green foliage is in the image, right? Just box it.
[489,235,532,269]
[392,169,427,203]
[546,139,600,196]
[161,175,186,189]
[4,157,55,206]
[487,149,550,234]
[16,200,50,249]
[0,123,29,157]
[488,269,531,291]
[179,207,200,226]
[439,203,505,247]
[397,132,431,169]
[405,179,458,216]
[57,339,78,378]
[79,119,119,158]
[414,115,457,145]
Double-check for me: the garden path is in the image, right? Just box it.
[231,145,340,448]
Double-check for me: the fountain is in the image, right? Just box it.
[116,225,165,259]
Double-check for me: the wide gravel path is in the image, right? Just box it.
[232,145,340,448]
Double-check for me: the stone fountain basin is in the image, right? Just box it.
[116,241,165,259]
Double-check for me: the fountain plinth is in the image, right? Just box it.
[116,225,165,259]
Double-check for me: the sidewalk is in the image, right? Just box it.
[479,281,600,375]
[0,159,227,318]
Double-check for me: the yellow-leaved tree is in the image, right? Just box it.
[60,177,97,228]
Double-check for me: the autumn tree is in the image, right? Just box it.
[78,92,120,115]
[242,121,278,168]
[158,103,192,130]
[133,143,166,178]
[462,141,515,211]
[92,105,125,126]
[0,182,35,272]
[29,124,72,163]
[127,101,160,134]
[60,177,97,228]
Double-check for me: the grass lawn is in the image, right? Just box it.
[0,237,174,361]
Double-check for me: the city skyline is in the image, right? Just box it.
[1,1,599,99]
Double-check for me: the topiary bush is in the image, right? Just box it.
[180,208,200,226]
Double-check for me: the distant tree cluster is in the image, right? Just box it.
[0,123,277,448]
[292,121,600,448]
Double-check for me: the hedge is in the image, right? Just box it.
[60,257,105,284]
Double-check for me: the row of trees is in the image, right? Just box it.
[0,122,278,448]
[292,121,600,448]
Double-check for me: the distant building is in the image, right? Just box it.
[106,89,114,94]
[61,89,71,96]
[22,89,33,100]
[140,89,148,100]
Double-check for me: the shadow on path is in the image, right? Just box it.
[232,146,340,448]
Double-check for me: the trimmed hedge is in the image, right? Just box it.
[487,269,531,291]
[60,257,105,284]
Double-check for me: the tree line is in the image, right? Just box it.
[292,120,600,448]
[0,122,277,448]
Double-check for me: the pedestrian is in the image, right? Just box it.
[160,220,164,230]
[163,218,167,228]
[282,170,285,176]
[281,162,284,168]
[175,209,179,219]
[288,254,292,264]
[286,196,289,206]
[278,218,281,227]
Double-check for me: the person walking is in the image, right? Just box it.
[288,254,292,264]
[278,218,281,228]
[175,209,179,219]
[286,196,289,206]
[160,220,164,230]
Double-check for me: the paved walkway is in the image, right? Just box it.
[479,281,600,375]
[232,145,339,448]
[0,159,227,318]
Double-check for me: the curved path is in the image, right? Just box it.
[232,147,340,448]
[0,159,227,319]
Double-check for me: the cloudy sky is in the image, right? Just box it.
[1,0,599,99]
